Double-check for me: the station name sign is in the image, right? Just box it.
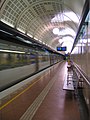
[57,46,67,51]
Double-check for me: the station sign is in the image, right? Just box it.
[57,46,67,51]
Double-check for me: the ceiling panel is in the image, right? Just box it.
[0,0,86,53]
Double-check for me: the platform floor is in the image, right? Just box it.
[0,62,80,120]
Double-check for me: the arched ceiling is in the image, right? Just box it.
[0,0,86,53]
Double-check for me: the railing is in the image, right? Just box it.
[73,62,90,120]
[73,63,90,86]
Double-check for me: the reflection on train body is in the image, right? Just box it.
[0,36,64,91]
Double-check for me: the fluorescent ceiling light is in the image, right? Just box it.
[27,33,33,38]
[59,39,63,43]
[51,11,79,23]
[58,36,74,45]
[64,12,79,23]
[79,39,90,43]
[0,49,25,54]
[17,28,25,33]
[76,44,86,47]
[62,36,74,43]
[53,28,59,35]
[53,27,76,37]
[1,19,14,27]
[62,41,73,53]
[58,28,76,36]
[34,37,38,40]
[38,40,42,42]
[58,36,74,53]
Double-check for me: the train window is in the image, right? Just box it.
[0,53,8,65]
[17,54,21,60]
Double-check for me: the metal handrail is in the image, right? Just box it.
[73,63,90,86]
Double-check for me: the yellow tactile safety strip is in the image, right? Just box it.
[0,72,49,110]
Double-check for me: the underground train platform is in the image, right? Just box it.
[0,62,89,120]
[0,62,83,120]
[0,0,90,120]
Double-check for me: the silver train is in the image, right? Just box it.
[0,22,64,91]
